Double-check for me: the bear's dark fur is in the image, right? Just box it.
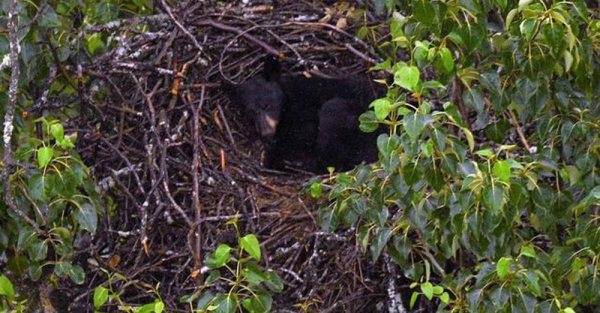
[224,56,383,173]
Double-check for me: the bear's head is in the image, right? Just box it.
[223,55,284,141]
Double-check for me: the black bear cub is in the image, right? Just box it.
[224,55,382,173]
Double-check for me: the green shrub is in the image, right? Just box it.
[315,0,600,311]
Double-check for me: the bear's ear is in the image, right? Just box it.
[262,55,281,82]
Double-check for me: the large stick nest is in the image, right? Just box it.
[55,1,399,311]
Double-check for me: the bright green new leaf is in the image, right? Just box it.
[94,286,109,309]
[310,182,322,198]
[395,65,420,91]
[240,234,261,261]
[439,47,454,73]
[421,282,434,300]
[497,257,511,280]
[493,160,511,183]
[37,147,54,168]
[0,275,15,299]
[370,98,392,120]
[440,292,450,304]
[50,123,65,141]
[520,245,538,259]
[410,292,419,309]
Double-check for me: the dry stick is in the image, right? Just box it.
[482,97,531,151]
[130,74,169,255]
[27,65,57,114]
[384,252,407,313]
[100,138,146,195]
[507,109,531,151]
[1,0,41,233]
[189,86,205,273]
[216,104,236,148]
[160,0,204,54]
[195,19,281,57]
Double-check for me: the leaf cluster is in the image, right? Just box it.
[317,0,600,311]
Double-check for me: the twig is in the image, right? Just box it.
[1,0,41,232]
[160,0,205,54]
[189,86,205,273]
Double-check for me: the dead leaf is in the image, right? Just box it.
[336,17,347,30]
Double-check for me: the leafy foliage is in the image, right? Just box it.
[182,218,283,313]
[0,0,150,290]
[318,0,600,311]
[92,269,165,313]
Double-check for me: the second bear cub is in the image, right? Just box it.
[225,56,382,173]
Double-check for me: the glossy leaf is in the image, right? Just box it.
[240,234,261,261]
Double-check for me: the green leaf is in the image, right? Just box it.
[518,0,533,9]
[17,228,37,251]
[563,50,573,72]
[520,245,538,259]
[497,257,511,280]
[76,203,98,234]
[371,98,392,121]
[475,149,494,157]
[214,294,237,313]
[37,147,54,168]
[206,244,231,268]
[40,7,62,28]
[30,241,48,261]
[463,128,475,152]
[506,9,518,29]
[309,182,322,198]
[137,301,164,313]
[371,60,391,70]
[86,33,104,55]
[359,111,380,133]
[459,0,481,14]
[29,262,42,281]
[0,275,15,299]
[413,0,435,25]
[483,185,505,213]
[240,234,261,261]
[493,161,511,183]
[404,112,426,142]
[497,0,507,11]
[410,292,419,309]
[395,66,420,91]
[421,282,434,300]
[50,123,65,141]
[439,47,454,73]
[242,290,273,313]
[440,292,450,304]
[54,261,72,277]
[94,286,109,309]
[195,290,215,310]
[243,262,267,284]
[264,270,284,293]
[524,270,541,296]
[520,18,537,41]
[206,270,221,284]
[370,227,391,262]
[69,264,85,285]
